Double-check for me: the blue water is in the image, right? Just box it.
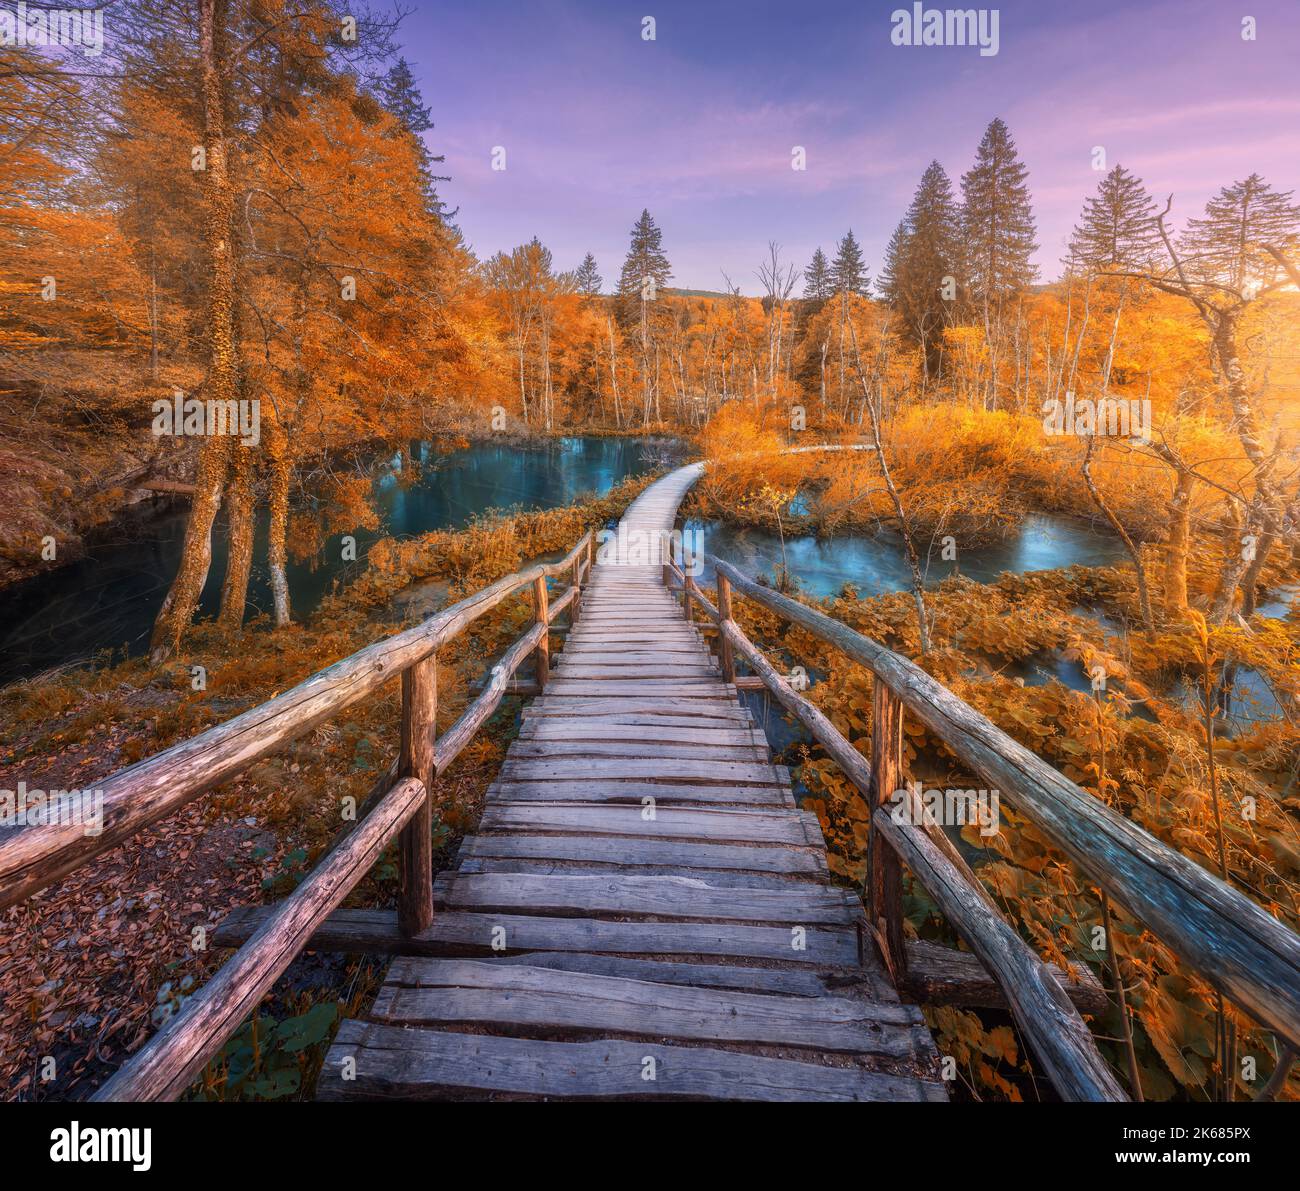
[689,512,1130,599]
[0,436,672,684]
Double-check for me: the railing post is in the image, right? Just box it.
[586,532,594,577]
[717,573,735,683]
[869,679,906,978]
[570,550,581,626]
[662,561,672,591]
[397,653,436,936]
[682,549,694,624]
[532,574,550,688]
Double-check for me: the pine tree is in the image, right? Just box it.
[616,208,672,326]
[830,229,869,296]
[881,161,962,365]
[575,252,602,298]
[877,221,908,307]
[1181,173,1300,292]
[802,247,833,301]
[960,117,1038,304]
[376,58,453,220]
[1067,165,1160,273]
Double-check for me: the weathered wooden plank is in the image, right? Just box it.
[519,722,764,746]
[487,780,791,807]
[481,803,818,845]
[901,940,1108,1015]
[319,1022,944,1101]
[417,911,863,964]
[459,856,816,887]
[471,950,839,995]
[506,741,768,763]
[498,758,784,784]
[213,903,859,964]
[523,698,752,720]
[431,873,857,924]
[369,960,922,1055]
[459,832,827,874]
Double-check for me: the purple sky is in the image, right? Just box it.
[400,0,1300,293]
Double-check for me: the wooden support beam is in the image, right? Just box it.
[398,656,436,936]
[870,681,906,978]
[532,575,550,690]
[901,940,1108,1016]
[717,574,736,684]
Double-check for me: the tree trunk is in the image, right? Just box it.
[267,414,292,627]
[1164,468,1195,617]
[218,443,256,628]
[1081,437,1156,639]
[149,0,237,664]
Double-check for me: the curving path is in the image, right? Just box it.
[318,464,945,1101]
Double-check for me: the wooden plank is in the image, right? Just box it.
[506,741,768,763]
[213,904,859,963]
[472,950,839,996]
[319,1022,945,1102]
[498,758,784,785]
[459,857,817,887]
[369,960,923,1055]
[431,873,857,924]
[901,940,1108,1015]
[519,723,764,746]
[459,832,827,874]
[488,780,791,807]
[480,804,818,845]
[523,699,752,720]
[418,912,863,965]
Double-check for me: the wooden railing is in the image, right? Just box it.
[0,530,594,1101]
[665,552,1300,1103]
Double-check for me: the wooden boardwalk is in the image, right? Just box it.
[318,466,946,1102]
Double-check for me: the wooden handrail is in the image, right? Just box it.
[0,531,592,910]
[709,601,1124,1100]
[704,553,1300,1061]
[92,776,427,1101]
[0,528,590,1101]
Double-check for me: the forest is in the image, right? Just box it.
[1,0,1298,1116]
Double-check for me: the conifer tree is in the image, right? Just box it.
[376,57,453,220]
[1181,173,1300,291]
[960,117,1038,303]
[616,208,672,324]
[575,252,603,298]
[881,160,962,368]
[1067,164,1160,272]
[802,247,833,302]
[830,229,869,296]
